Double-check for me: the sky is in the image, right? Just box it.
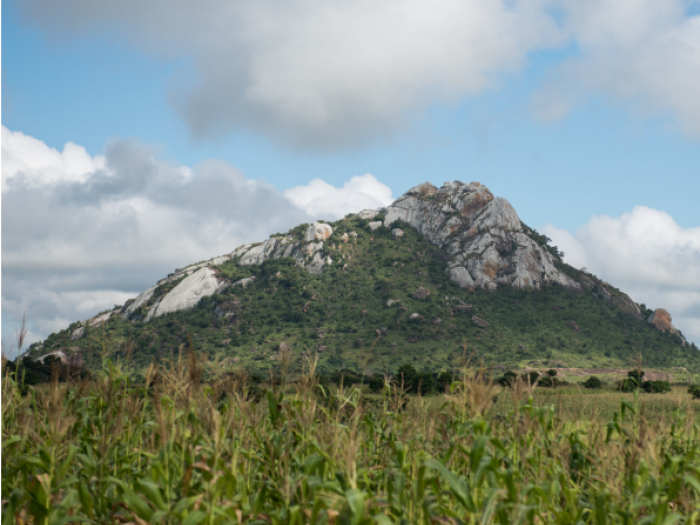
[2,0,700,354]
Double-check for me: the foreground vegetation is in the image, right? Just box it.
[4,348,700,525]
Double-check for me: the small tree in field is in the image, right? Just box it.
[583,376,602,389]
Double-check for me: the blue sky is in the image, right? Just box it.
[3,0,700,350]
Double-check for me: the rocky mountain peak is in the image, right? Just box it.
[90,179,659,329]
[382,181,578,292]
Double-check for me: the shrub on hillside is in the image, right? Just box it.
[688,384,700,399]
[641,380,671,394]
[537,374,558,387]
[618,377,639,392]
[522,371,540,386]
[497,370,517,387]
[368,375,384,393]
[583,376,602,389]
[437,371,453,392]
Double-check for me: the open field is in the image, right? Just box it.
[3,354,700,524]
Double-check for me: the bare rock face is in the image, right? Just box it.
[236,221,333,275]
[214,302,236,319]
[71,327,84,341]
[232,276,256,288]
[150,267,226,319]
[357,209,380,220]
[647,308,687,345]
[391,228,404,239]
[472,316,489,329]
[122,285,156,319]
[411,286,431,300]
[566,320,582,333]
[36,350,68,364]
[383,181,580,292]
[88,311,112,327]
[648,309,674,332]
[305,222,333,242]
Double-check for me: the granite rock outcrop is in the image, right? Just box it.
[382,181,580,292]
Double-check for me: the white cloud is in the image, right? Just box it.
[17,0,700,146]
[283,174,393,219]
[533,0,700,135]
[18,0,563,147]
[1,126,106,190]
[543,206,700,345]
[2,128,394,353]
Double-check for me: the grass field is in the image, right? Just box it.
[3,351,700,524]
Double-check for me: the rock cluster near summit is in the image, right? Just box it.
[380,181,579,292]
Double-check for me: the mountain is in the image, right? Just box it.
[28,181,699,378]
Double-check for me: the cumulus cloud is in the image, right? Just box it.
[16,0,700,146]
[543,206,700,345]
[532,0,700,135]
[283,174,393,218]
[2,127,394,354]
[1,127,106,190]
[17,0,562,148]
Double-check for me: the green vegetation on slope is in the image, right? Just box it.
[28,215,700,378]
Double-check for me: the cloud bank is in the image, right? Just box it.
[16,0,700,147]
[543,207,700,346]
[533,0,700,136]
[1,127,392,353]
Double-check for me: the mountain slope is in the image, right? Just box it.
[28,181,699,378]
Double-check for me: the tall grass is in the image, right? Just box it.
[3,350,700,524]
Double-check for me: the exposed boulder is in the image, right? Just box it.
[70,326,84,341]
[305,222,333,242]
[433,317,442,325]
[369,221,383,231]
[232,276,256,289]
[411,286,431,300]
[448,266,475,290]
[391,228,404,239]
[151,267,226,318]
[648,309,675,332]
[566,320,582,333]
[357,209,380,220]
[214,302,236,319]
[409,313,423,321]
[471,316,489,329]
